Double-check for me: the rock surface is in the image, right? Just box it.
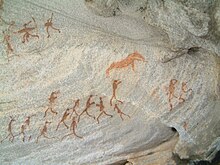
[0,0,220,164]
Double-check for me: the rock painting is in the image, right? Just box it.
[44,90,60,118]
[14,17,39,43]
[106,51,147,77]
[0,116,16,143]
[1,13,61,61]
[44,13,61,38]
[165,79,192,111]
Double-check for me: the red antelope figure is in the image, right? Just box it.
[106,51,147,77]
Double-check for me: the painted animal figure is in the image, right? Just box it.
[106,51,147,77]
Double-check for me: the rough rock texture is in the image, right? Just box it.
[86,0,220,61]
[0,0,220,164]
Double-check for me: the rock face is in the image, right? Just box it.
[0,0,220,164]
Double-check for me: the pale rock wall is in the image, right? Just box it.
[0,0,220,164]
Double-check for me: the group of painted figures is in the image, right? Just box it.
[1,51,192,144]
[0,78,130,143]
[1,13,60,61]
[1,13,193,143]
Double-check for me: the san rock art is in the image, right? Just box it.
[165,79,193,110]
[183,121,188,131]
[61,116,82,140]
[166,79,179,111]
[1,22,15,61]
[17,115,35,142]
[78,95,96,122]
[106,51,147,77]
[70,99,80,118]
[44,13,61,38]
[110,80,123,106]
[36,121,56,143]
[14,17,39,43]
[56,108,71,131]
[0,116,17,143]
[113,102,130,121]
[150,87,160,100]
[96,96,113,124]
[0,89,134,144]
[179,82,192,103]
[44,90,60,118]
[1,13,62,62]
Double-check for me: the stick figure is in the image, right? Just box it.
[2,31,13,61]
[44,90,60,118]
[61,116,82,140]
[183,121,188,131]
[166,79,178,111]
[106,51,147,77]
[1,21,15,61]
[56,108,71,131]
[78,95,96,122]
[0,116,17,143]
[24,114,36,126]
[18,124,25,142]
[17,114,35,142]
[70,99,80,118]
[179,82,192,103]
[14,17,39,43]
[110,80,123,106]
[44,13,61,38]
[36,121,56,143]
[96,97,113,124]
[28,135,32,142]
[113,102,130,121]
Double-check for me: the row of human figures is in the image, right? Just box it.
[0,79,131,143]
[0,77,192,144]
[1,13,61,61]
[0,49,193,144]
[165,79,193,110]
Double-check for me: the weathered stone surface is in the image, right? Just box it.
[126,135,179,165]
[0,0,220,164]
[86,0,220,61]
